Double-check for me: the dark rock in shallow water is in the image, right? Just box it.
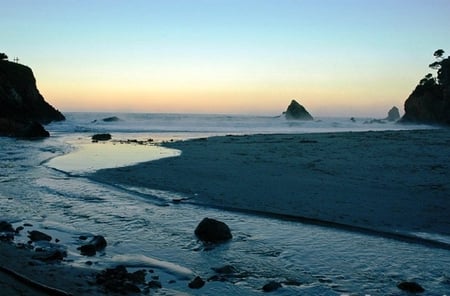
[284,99,313,120]
[0,221,15,233]
[188,276,205,289]
[92,133,112,141]
[0,221,15,241]
[195,218,232,243]
[386,106,400,122]
[27,230,52,242]
[262,281,282,292]
[78,235,107,256]
[397,281,425,293]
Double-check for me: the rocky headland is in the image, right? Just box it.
[0,56,65,137]
[400,49,450,125]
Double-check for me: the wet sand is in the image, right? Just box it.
[90,129,450,238]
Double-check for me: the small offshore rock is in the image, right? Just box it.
[92,133,112,141]
[15,226,24,233]
[262,281,282,292]
[194,218,232,243]
[188,276,205,289]
[102,116,120,122]
[397,281,425,293]
[28,230,52,242]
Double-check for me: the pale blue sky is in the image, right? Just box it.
[2,0,450,116]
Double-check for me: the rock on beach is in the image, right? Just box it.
[194,218,232,243]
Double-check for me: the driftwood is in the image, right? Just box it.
[0,265,73,296]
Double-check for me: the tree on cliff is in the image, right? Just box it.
[400,49,450,124]
[0,53,8,61]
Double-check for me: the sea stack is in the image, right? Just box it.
[284,99,313,120]
[0,56,65,137]
[386,106,400,122]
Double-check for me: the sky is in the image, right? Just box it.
[2,0,450,117]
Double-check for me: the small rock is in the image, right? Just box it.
[262,281,282,292]
[397,281,425,293]
[188,276,205,289]
[0,221,15,232]
[78,235,107,256]
[194,218,232,243]
[28,230,52,242]
[15,226,24,233]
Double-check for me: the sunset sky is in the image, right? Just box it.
[2,0,450,116]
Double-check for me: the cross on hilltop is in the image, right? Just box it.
[13,57,19,63]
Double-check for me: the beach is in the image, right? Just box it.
[2,125,450,295]
[91,129,450,239]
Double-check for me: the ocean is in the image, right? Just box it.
[1,112,449,295]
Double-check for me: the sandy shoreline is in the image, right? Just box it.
[90,129,450,239]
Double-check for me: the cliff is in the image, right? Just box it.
[0,60,65,137]
[400,52,450,125]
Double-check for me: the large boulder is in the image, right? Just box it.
[194,218,232,243]
[0,59,65,137]
[284,99,313,120]
[385,106,400,121]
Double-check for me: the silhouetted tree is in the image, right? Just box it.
[419,73,436,86]
[434,49,445,60]
[428,49,449,85]
[0,53,8,61]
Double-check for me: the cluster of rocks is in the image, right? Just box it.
[0,59,65,138]
[0,220,109,263]
[0,218,429,294]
